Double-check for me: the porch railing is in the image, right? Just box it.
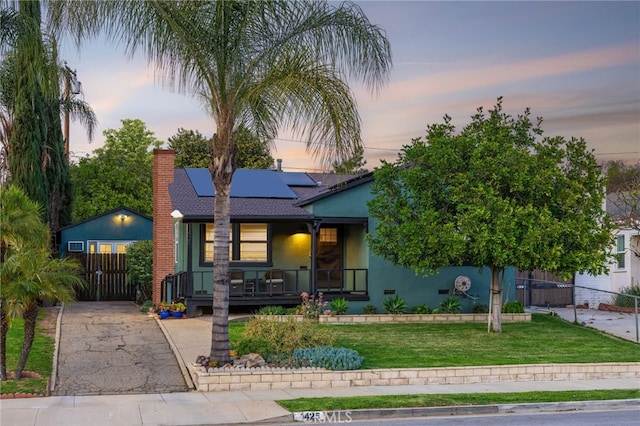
[160,268,368,303]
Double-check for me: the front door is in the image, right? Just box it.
[316,226,343,291]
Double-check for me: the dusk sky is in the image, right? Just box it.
[60,1,640,172]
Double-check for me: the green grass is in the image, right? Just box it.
[277,389,640,411]
[0,312,55,396]
[324,314,640,368]
[230,314,639,368]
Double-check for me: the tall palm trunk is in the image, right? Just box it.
[15,299,38,378]
[490,266,503,333]
[209,129,234,365]
[0,302,8,380]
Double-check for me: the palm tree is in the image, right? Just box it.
[0,185,46,380]
[0,185,83,380]
[51,0,391,364]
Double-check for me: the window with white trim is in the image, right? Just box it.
[615,235,626,269]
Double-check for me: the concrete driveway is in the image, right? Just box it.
[530,306,640,343]
[52,301,188,396]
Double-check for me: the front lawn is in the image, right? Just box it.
[0,312,55,396]
[229,313,639,368]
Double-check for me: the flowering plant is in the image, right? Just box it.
[296,292,328,320]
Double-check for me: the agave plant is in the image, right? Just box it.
[382,294,407,314]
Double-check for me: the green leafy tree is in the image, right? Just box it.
[332,144,368,174]
[234,126,275,170]
[0,185,83,380]
[168,126,274,169]
[167,128,210,169]
[52,0,391,365]
[0,1,97,230]
[603,160,640,194]
[127,240,153,303]
[368,98,614,332]
[70,119,161,221]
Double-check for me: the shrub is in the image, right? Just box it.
[265,352,311,368]
[330,298,349,315]
[439,297,461,314]
[140,300,153,313]
[243,317,334,354]
[613,284,640,308]
[410,304,430,314]
[127,240,153,303]
[472,303,489,313]
[286,306,300,315]
[293,346,364,370]
[502,300,525,313]
[362,304,377,314]
[382,294,407,314]
[256,305,286,315]
[236,337,274,357]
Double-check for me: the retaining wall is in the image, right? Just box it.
[188,362,640,392]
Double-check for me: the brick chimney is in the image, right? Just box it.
[152,149,175,304]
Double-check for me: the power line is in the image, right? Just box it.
[273,137,400,152]
[274,137,638,158]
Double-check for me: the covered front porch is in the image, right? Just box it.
[161,267,369,316]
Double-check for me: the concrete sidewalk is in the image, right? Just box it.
[1,307,639,426]
[2,378,639,425]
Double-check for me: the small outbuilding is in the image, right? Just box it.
[57,206,153,257]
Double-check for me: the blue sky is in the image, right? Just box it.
[60,1,640,171]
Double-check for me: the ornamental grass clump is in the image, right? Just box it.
[613,284,640,308]
[243,317,334,354]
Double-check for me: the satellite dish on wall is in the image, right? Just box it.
[454,275,471,293]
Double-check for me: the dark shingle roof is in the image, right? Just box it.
[169,169,315,221]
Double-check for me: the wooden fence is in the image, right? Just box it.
[69,253,135,301]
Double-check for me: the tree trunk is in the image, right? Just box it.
[490,266,503,333]
[209,127,234,365]
[15,299,38,379]
[0,302,8,381]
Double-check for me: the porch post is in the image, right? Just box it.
[186,224,193,297]
[309,220,321,294]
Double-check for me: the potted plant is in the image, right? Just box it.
[157,302,171,319]
[171,302,186,318]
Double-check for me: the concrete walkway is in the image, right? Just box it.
[0,303,638,425]
[530,306,640,343]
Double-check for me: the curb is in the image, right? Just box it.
[286,398,640,422]
[155,315,196,390]
[48,303,65,395]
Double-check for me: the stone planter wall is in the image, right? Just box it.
[188,362,640,392]
[254,313,531,324]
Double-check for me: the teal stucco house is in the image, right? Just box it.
[57,206,153,257]
[152,149,514,317]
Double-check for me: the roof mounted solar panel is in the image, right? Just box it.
[231,170,298,198]
[185,168,215,196]
[279,172,318,187]
[185,168,298,199]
